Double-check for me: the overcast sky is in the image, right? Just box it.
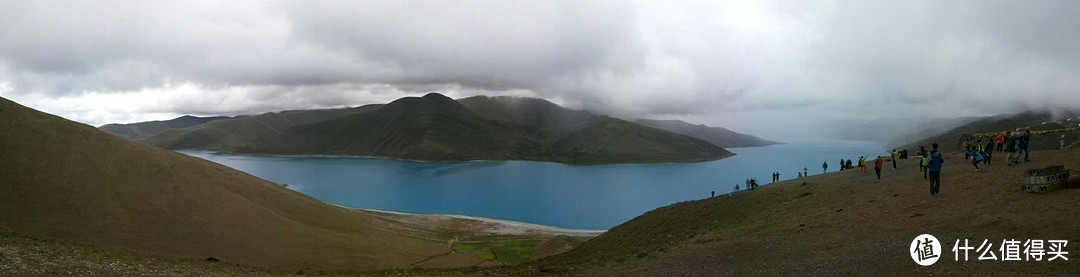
[2,0,1079,139]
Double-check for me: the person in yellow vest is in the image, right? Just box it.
[920,153,930,179]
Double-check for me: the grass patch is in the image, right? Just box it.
[452,242,495,261]
[452,240,541,264]
[490,240,540,264]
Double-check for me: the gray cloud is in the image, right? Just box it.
[1,0,1079,139]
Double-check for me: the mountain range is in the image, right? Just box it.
[102,93,778,164]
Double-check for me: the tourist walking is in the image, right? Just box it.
[984,139,995,165]
[874,156,883,180]
[928,143,944,196]
[823,161,828,173]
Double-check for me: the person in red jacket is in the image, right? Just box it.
[874,156,884,180]
[996,132,1005,152]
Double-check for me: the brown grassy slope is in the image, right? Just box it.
[535,149,1080,276]
[0,96,454,271]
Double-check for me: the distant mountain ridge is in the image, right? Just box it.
[234,93,731,164]
[98,93,788,164]
[633,118,778,148]
[99,115,232,140]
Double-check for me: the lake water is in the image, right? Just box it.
[181,139,884,230]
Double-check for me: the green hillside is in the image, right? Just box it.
[457,95,599,142]
[239,93,547,161]
[138,104,382,151]
[634,118,778,148]
[99,115,232,140]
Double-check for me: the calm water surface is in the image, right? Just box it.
[181,139,884,230]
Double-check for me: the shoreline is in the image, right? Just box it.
[178,149,735,166]
[348,206,607,237]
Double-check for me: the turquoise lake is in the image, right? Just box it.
[181,139,884,230]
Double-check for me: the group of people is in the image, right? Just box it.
[959,130,1033,172]
[998,130,1032,165]
[721,134,1031,198]
[835,159,854,171]
[738,178,759,191]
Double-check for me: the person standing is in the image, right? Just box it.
[891,150,899,169]
[839,159,844,171]
[1023,130,1032,161]
[996,132,1005,152]
[823,161,828,173]
[859,156,867,173]
[874,156,884,180]
[1005,132,1018,165]
[803,167,808,177]
[928,143,944,196]
[1015,131,1027,163]
[984,139,995,165]
[920,152,930,179]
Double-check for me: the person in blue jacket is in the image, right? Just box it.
[928,143,945,197]
[965,146,983,171]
